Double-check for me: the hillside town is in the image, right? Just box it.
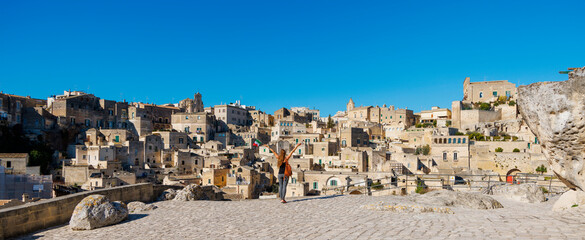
[0,76,551,203]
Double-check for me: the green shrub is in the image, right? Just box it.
[509,101,516,106]
[479,102,491,111]
[513,148,520,152]
[415,179,427,194]
[495,147,504,152]
[467,131,485,141]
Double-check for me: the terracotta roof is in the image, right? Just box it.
[0,153,28,158]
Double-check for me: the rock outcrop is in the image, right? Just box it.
[518,67,585,191]
[158,188,177,201]
[486,183,546,203]
[173,184,225,201]
[552,190,585,211]
[410,190,503,210]
[69,195,128,230]
[127,201,158,213]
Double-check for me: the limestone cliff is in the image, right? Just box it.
[518,67,585,191]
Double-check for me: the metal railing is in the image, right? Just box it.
[321,173,568,196]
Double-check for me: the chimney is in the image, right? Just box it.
[22,193,30,202]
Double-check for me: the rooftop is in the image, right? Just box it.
[0,153,28,158]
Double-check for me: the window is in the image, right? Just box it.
[342,140,346,147]
[109,110,113,116]
[457,138,461,144]
[330,180,337,186]
[462,138,466,144]
[448,138,451,144]
[0,99,2,108]
[197,116,201,120]
[208,179,211,184]
[493,91,498,97]
[85,119,91,127]
[506,91,511,98]
[443,152,447,161]
[453,152,458,161]
[186,116,189,120]
[6,161,11,168]
[313,182,318,189]
[357,139,361,144]
[115,136,119,142]
[179,138,184,144]
[479,92,483,98]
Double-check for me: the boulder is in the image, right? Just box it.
[410,190,503,210]
[488,183,546,203]
[69,195,128,230]
[552,190,585,212]
[127,201,158,213]
[173,184,224,201]
[157,188,177,201]
[518,67,585,192]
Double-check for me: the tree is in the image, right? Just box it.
[422,145,431,155]
[513,148,520,152]
[536,165,548,175]
[327,115,335,129]
[495,147,503,152]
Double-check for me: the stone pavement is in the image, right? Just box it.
[17,194,585,239]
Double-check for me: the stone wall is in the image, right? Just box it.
[0,183,154,239]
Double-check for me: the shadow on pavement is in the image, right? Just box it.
[287,195,343,203]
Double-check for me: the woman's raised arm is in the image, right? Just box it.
[266,145,280,159]
[285,143,302,161]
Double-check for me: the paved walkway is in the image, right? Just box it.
[18,194,585,239]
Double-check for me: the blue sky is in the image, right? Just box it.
[1,1,584,116]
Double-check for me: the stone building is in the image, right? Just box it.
[48,91,129,129]
[345,99,415,127]
[129,103,178,131]
[178,93,204,113]
[271,120,306,140]
[250,110,272,127]
[0,92,46,127]
[340,127,369,148]
[214,101,253,129]
[171,112,216,142]
[430,135,470,173]
[463,77,517,103]
[0,153,29,175]
[417,106,452,124]
[291,107,320,122]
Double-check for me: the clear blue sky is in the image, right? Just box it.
[1,1,584,116]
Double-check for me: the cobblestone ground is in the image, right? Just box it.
[18,194,585,240]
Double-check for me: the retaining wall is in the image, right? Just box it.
[0,183,153,239]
